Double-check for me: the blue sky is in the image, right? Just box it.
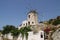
[0,0,60,29]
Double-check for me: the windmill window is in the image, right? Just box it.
[28,22,30,25]
[28,15,30,18]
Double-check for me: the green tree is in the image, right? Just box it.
[2,25,16,40]
[2,25,16,34]
[48,19,54,24]
[11,28,20,40]
[19,27,24,40]
[19,26,32,40]
[56,16,60,20]
[52,19,60,25]
[24,26,31,40]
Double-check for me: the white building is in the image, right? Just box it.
[18,10,46,30]
[28,31,44,40]
[18,10,39,29]
[17,31,44,40]
[18,10,44,40]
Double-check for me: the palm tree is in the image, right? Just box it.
[19,26,32,40]
[19,27,24,40]
[24,26,32,40]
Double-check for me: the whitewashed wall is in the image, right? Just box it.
[28,31,44,40]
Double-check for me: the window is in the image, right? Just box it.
[28,22,30,25]
[26,23,27,26]
[28,15,30,18]
[41,32,43,38]
[41,34,43,38]
[32,22,34,24]
[45,36,48,39]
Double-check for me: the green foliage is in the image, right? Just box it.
[24,26,31,40]
[2,25,16,35]
[11,28,20,37]
[1,25,32,40]
[19,26,32,40]
[56,16,60,19]
[48,16,60,25]
[25,33,28,40]
[53,19,60,25]
[19,27,24,38]
[0,25,17,40]
[48,19,53,24]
